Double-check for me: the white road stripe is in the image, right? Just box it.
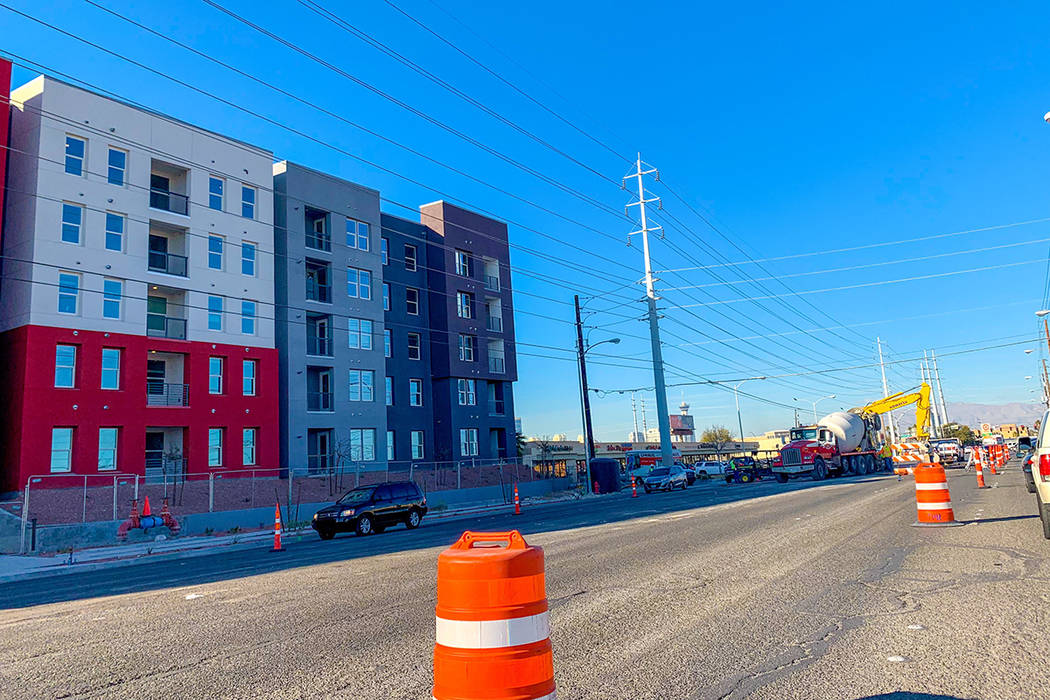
[436,611,550,649]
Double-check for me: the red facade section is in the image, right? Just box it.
[0,57,11,249]
[0,325,279,492]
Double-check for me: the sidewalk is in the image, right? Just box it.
[0,488,590,584]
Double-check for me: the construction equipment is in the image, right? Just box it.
[774,384,932,481]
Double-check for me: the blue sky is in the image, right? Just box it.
[4,0,1050,439]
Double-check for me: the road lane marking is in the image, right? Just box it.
[887,655,909,662]
[907,624,925,630]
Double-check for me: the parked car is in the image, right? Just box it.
[677,462,697,485]
[693,461,730,479]
[642,465,689,492]
[1032,411,1050,538]
[312,481,427,539]
[1023,450,1037,494]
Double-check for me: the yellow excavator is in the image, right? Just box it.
[858,382,932,440]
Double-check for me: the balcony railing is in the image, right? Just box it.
[306,280,331,304]
[489,399,505,416]
[484,274,500,291]
[307,452,334,474]
[149,188,189,215]
[146,315,187,340]
[307,391,334,412]
[148,250,188,277]
[146,382,189,407]
[486,316,503,333]
[305,231,331,252]
[306,335,332,356]
[488,356,506,374]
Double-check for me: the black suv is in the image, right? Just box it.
[312,481,428,539]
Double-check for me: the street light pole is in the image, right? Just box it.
[573,292,621,493]
[811,394,836,422]
[732,377,766,442]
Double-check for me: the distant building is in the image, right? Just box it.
[628,431,645,442]
[515,417,522,435]
[670,401,696,442]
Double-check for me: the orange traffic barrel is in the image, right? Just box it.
[433,530,555,700]
[911,463,964,527]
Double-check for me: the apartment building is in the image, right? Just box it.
[420,201,517,463]
[0,58,10,249]
[272,162,385,474]
[0,76,279,492]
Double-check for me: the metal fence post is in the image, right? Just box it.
[208,473,214,512]
[288,471,293,517]
[355,462,360,488]
[82,476,88,523]
[134,474,139,501]
[409,461,414,481]
[457,461,462,490]
[112,476,118,521]
[19,480,30,555]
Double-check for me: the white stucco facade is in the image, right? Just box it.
[1,76,276,348]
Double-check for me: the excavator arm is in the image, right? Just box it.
[857,383,932,440]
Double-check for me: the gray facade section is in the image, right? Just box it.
[273,162,386,474]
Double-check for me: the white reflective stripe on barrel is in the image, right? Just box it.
[914,482,948,491]
[436,611,550,649]
[916,502,953,510]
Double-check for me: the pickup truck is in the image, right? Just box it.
[930,439,962,465]
[692,461,730,479]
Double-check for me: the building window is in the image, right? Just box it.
[404,244,417,271]
[455,250,471,277]
[381,237,388,265]
[411,431,424,460]
[241,300,256,335]
[208,235,224,270]
[346,219,369,250]
[406,287,419,315]
[107,147,127,186]
[102,279,123,319]
[55,345,76,388]
[61,203,83,244]
[386,430,395,461]
[51,428,73,473]
[101,348,121,390]
[409,379,423,407]
[241,242,257,276]
[305,208,330,251]
[458,334,476,362]
[105,212,125,252]
[385,376,393,406]
[208,295,223,331]
[347,267,371,300]
[407,332,421,360]
[58,272,80,314]
[460,428,479,457]
[457,292,473,319]
[98,428,118,471]
[208,428,223,467]
[209,357,224,394]
[209,176,224,210]
[348,318,373,350]
[382,283,390,311]
[458,378,477,406]
[243,428,257,466]
[384,329,392,358]
[64,135,86,176]
[241,185,256,219]
[349,428,376,461]
[349,369,375,402]
[243,359,257,396]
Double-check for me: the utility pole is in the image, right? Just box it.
[640,396,649,437]
[921,353,939,437]
[573,295,595,489]
[624,154,674,468]
[631,392,640,441]
[877,337,896,444]
[931,350,949,428]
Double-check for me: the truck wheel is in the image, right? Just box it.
[775,473,788,483]
[740,473,752,483]
[812,458,828,481]
[1040,495,1050,540]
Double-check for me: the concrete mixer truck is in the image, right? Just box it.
[773,384,932,482]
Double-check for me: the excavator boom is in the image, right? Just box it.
[856,383,932,440]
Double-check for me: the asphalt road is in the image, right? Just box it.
[1,464,1048,699]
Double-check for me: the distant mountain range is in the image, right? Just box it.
[944,402,1044,428]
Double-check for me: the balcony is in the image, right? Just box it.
[307,335,332,356]
[488,356,506,374]
[486,316,503,333]
[149,160,190,216]
[146,315,187,340]
[307,391,333,412]
[488,398,505,416]
[148,250,188,277]
[305,261,332,304]
[146,382,189,407]
[484,274,500,292]
[149,189,189,215]
[305,207,331,252]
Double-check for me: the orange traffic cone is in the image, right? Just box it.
[271,502,284,552]
[142,496,152,517]
[974,447,989,489]
[631,476,638,498]
[989,446,998,475]
[513,484,520,515]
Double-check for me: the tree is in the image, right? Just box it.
[941,424,976,444]
[534,435,553,479]
[515,431,527,457]
[701,425,734,460]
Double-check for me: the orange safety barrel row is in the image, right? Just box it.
[434,530,556,700]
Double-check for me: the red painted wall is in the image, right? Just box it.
[0,325,279,492]
[0,57,10,250]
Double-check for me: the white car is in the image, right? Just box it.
[693,461,730,478]
[1033,410,1050,538]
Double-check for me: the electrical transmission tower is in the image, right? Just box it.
[624,154,674,468]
